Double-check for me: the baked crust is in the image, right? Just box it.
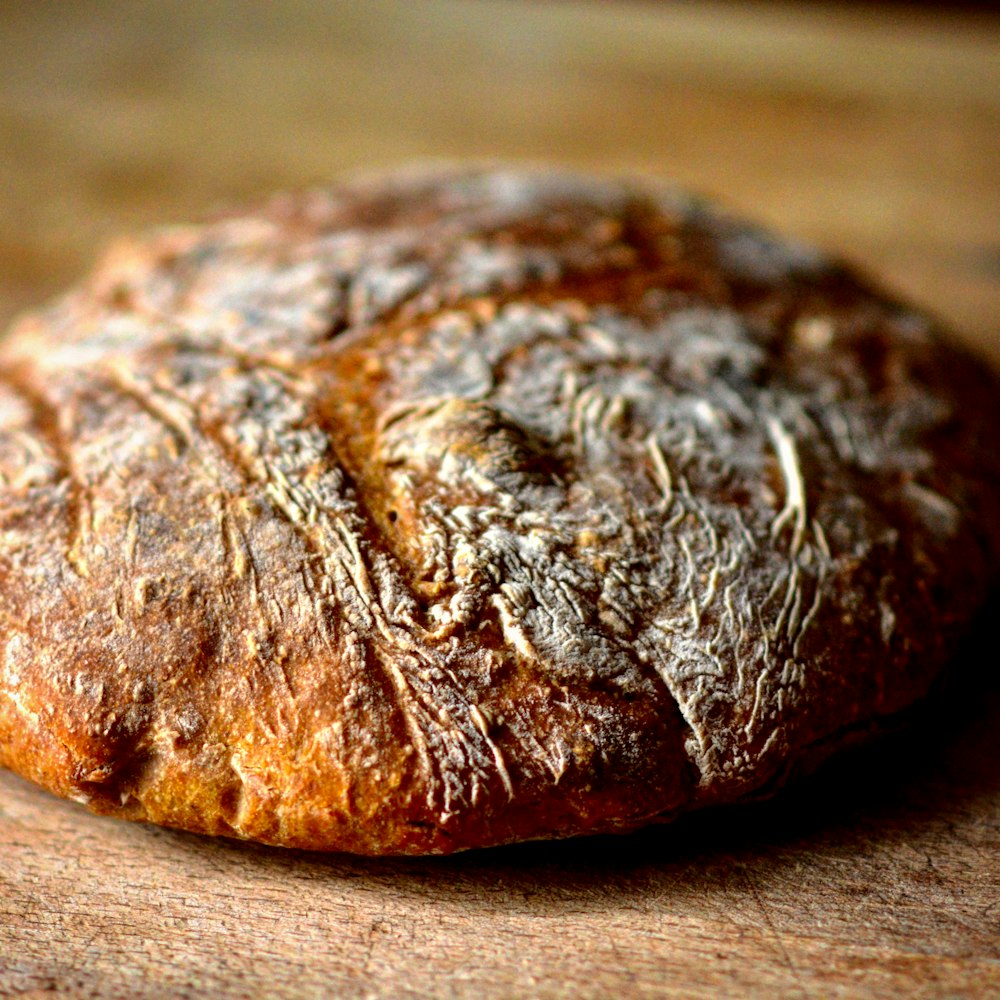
[1,167,997,854]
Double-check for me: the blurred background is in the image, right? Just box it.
[1,0,997,360]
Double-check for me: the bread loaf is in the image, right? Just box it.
[1,166,997,854]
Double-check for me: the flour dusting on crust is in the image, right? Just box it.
[0,167,997,854]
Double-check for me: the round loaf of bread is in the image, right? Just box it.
[1,167,997,854]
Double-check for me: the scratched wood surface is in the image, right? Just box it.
[0,1,998,997]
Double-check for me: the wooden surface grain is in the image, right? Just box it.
[1,1,998,997]
[3,669,999,999]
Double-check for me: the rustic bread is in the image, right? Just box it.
[1,166,997,854]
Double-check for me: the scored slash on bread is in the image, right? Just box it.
[0,167,997,854]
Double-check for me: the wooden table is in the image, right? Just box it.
[1,2,998,996]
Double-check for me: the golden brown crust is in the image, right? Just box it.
[1,167,998,854]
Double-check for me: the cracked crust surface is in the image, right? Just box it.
[1,166,998,854]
